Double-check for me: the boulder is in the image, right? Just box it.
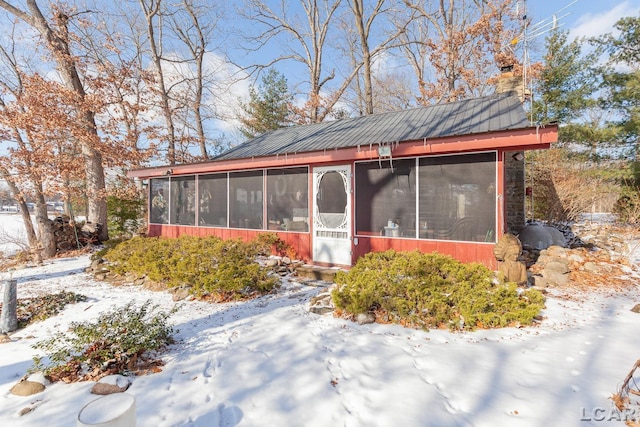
[10,380,45,396]
[631,304,640,314]
[545,260,570,275]
[543,269,570,287]
[356,312,376,325]
[91,375,132,395]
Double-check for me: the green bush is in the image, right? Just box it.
[332,250,545,331]
[32,300,175,382]
[101,235,278,298]
[107,194,145,238]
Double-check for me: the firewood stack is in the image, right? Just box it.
[53,216,101,252]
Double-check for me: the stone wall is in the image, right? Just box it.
[505,151,525,234]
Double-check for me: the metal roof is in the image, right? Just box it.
[214,92,528,161]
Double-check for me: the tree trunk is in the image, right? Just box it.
[34,194,56,259]
[82,141,108,241]
[0,170,38,248]
[22,0,110,241]
[351,0,374,115]
[140,0,178,165]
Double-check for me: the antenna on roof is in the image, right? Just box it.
[509,0,577,122]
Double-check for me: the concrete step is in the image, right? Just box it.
[295,265,344,282]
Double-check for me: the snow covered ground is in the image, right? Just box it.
[1,213,640,426]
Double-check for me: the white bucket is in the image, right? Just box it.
[77,393,136,427]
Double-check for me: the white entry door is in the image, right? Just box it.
[312,165,352,265]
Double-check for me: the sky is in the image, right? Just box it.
[528,0,639,41]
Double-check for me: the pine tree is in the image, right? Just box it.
[238,69,293,139]
[530,29,609,158]
[596,16,640,160]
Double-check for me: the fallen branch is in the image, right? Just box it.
[612,359,640,426]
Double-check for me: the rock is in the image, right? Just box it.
[264,259,278,268]
[356,312,376,325]
[309,292,335,315]
[143,280,167,292]
[545,260,570,275]
[544,245,569,257]
[90,258,104,269]
[172,287,191,301]
[543,270,570,287]
[124,272,139,282]
[0,333,11,344]
[10,380,45,396]
[531,276,550,288]
[18,406,34,416]
[567,253,586,264]
[631,304,640,314]
[91,375,132,395]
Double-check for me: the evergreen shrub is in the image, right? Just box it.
[107,194,145,238]
[332,250,545,331]
[101,235,278,298]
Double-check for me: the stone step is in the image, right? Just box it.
[295,265,344,282]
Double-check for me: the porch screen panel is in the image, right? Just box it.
[229,171,264,229]
[355,159,416,237]
[150,178,170,224]
[198,173,228,227]
[170,176,196,225]
[418,152,496,242]
[266,168,309,232]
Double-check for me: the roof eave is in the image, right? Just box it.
[127,124,557,179]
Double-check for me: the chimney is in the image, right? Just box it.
[496,65,529,102]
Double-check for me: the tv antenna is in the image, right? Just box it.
[504,0,578,117]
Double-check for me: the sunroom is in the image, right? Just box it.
[128,93,557,268]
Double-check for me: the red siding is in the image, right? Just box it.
[355,237,497,269]
[146,225,312,262]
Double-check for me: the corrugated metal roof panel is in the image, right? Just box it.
[213,93,528,161]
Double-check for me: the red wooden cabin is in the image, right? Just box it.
[128,93,557,268]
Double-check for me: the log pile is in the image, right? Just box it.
[53,216,101,252]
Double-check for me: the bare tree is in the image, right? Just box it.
[135,0,181,164]
[338,0,414,115]
[400,0,521,105]
[168,0,223,159]
[241,0,360,123]
[114,0,232,162]
[0,0,109,240]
